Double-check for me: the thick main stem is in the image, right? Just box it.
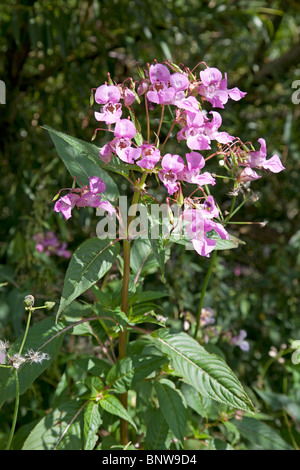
[119,173,147,445]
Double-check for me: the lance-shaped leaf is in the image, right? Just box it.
[154,379,187,442]
[56,238,120,321]
[233,417,293,450]
[99,394,137,431]
[44,125,143,185]
[44,125,120,200]
[22,400,85,450]
[152,329,255,413]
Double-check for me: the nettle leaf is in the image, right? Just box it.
[83,401,102,450]
[234,417,293,450]
[44,125,119,200]
[154,379,187,442]
[56,238,120,321]
[152,329,255,413]
[99,394,137,431]
[106,354,167,393]
[145,408,172,450]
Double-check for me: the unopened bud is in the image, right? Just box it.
[44,301,55,311]
[24,295,35,309]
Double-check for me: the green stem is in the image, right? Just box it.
[194,250,217,340]
[119,172,147,445]
[6,369,19,450]
[18,308,33,356]
[5,306,33,449]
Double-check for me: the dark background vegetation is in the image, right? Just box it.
[0,0,300,448]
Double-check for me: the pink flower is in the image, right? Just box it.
[247,138,285,173]
[178,152,216,187]
[169,72,189,92]
[183,203,230,257]
[149,63,170,83]
[95,84,121,104]
[94,102,122,125]
[230,330,250,352]
[136,144,161,170]
[54,193,80,220]
[99,143,113,164]
[94,85,122,124]
[114,119,137,139]
[110,137,141,164]
[89,176,106,194]
[198,67,246,108]
[54,177,115,219]
[203,111,234,144]
[147,83,176,105]
[158,153,185,195]
[147,63,189,106]
[238,167,261,183]
[32,231,71,258]
[123,88,136,107]
[200,307,216,327]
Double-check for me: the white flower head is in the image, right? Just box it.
[25,349,50,365]
[0,339,10,351]
[10,354,26,369]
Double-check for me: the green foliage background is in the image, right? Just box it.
[1,0,300,450]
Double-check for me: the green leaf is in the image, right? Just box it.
[152,329,255,413]
[0,317,67,407]
[181,382,217,419]
[154,379,187,442]
[145,408,172,450]
[106,354,167,393]
[22,400,85,450]
[106,357,135,394]
[130,239,160,278]
[99,394,136,431]
[44,125,119,200]
[56,238,120,321]
[207,231,244,251]
[233,417,293,450]
[83,401,102,450]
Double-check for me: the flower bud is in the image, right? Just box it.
[44,301,56,311]
[24,295,35,309]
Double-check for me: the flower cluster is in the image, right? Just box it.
[54,176,115,220]
[54,60,285,258]
[32,231,71,259]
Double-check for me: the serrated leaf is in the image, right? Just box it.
[56,238,119,321]
[22,401,85,450]
[233,417,293,450]
[145,408,172,450]
[152,329,255,413]
[99,394,136,431]
[154,380,187,442]
[44,125,119,200]
[83,401,102,450]
[106,354,167,393]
